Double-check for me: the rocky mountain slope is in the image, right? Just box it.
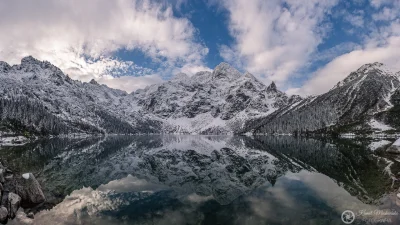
[1,56,399,135]
[0,57,163,135]
[131,62,300,134]
[246,62,400,135]
[0,57,298,135]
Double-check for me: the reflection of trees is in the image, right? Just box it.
[245,136,393,203]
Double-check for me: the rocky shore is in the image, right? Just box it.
[0,163,45,224]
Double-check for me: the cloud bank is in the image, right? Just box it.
[296,0,400,95]
[1,0,399,95]
[217,0,400,96]
[218,0,338,85]
[0,0,209,92]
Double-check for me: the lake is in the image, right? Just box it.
[0,135,399,225]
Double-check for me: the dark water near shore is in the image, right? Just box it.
[0,135,399,225]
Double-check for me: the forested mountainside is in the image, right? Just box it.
[0,56,399,136]
[245,63,400,135]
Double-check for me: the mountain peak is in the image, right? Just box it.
[21,56,42,65]
[89,79,99,85]
[215,62,233,69]
[244,72,256,79]
[356,62,391,74]
[334,62,394,90]
[172,73,189,81]
[212,62,241,80]
[371,62,384,67]
[267,81,277,92]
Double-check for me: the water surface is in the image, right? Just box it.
[1,135,399,225]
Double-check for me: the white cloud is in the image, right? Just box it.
[0,0,208,90]
[371,1,400,23]
[176,64,212,76]
[218,0,339,85]
[2,0,399,96]
[372,7,398,21]
[370,0,393,8]
[288,0,400,96]
[97,74,163,93]
[296,36,400,96]
[310,42,361,63]
[344,14,364,27]
[61,58,135,82]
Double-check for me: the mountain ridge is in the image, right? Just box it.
[0,56,399,136]
[247,62,400,135]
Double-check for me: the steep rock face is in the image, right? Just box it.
[132,63,295,134]
[249,63,400,134]
[374,84,400,130]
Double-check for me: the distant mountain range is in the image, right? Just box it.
[0,56,399,136]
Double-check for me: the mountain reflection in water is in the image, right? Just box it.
[1,135,399,225]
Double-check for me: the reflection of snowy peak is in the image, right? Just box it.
[28,136,305,206]
[8,136,395,224]
[7,135,388,208]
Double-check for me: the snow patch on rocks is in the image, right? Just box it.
[0,136,29,146]
[386,138,400,154]
[369,119,394,131]
[368,140,391,151]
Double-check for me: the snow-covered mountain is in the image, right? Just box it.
[247,62,400,135]
[0,56,165,135]
[130,62,299,134]
[0,57,297,135]
[1,56,399,135]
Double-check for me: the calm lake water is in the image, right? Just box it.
[1,135,399,225]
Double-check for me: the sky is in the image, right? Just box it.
[0,0,400,96]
